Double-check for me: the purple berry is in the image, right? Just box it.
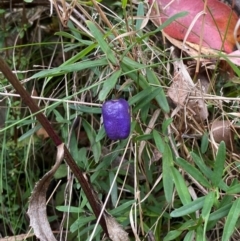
[102,99,131,140]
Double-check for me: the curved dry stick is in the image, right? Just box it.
[0,57,109,238]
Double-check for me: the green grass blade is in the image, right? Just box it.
[146,68,170,113]
[109,171,118,207]
[227,183,240,194]
[162,144,174,203]
[98,69,121,101]
[163,230,182,241]
[153,129,165,153]
[134,87,162,110]
[136,2,144,32]
[171,167,191,205]
[121,58,169,113]
[190,152,212,178]
[128,86,152,106]
[183,231,195,241]
[86,21,118,65]
[82,119,101,163]
[175,157,211,188]
[70,105,102,114]
[222,198,240,241]
[191,152,228,191]
[31,58,108,79]
[208,203,232,222]
[212,141,226,187]
[196,226,204,241]
[110,200,135,216]
[142,11,188,38]
[170,196,205,217]
[201,132,209,154]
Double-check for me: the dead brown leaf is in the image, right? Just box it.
[164,33,218,60]
[105,214,130,241]
[36,127,49,139]
[167,57,194,106]
[211,120,235,151]
[27,143,65,241]
[187,98,208,122]
[0,233,34,241]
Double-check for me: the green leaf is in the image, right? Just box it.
[62,43,97,65]
[218,52,240,78]
[121,0,127,9]
[212,141,226,187]
[121,58,169,113]
[208,203,232,222]
[227,183,240,194]
[99,69,121,101]
[56,206,84,213]
[128,86,153,106]
[18,125,41,142]
[153,129,165,153]
[162,144,174,203]
[70,215,96,232]
[136,2,144,32]
[190,152,228,191]
[134,87,162,110]
[109,200,135,216]
[95,126,106,142]
[109,171,118,207]
[162,118,173,135]
[171,167,191,205]
[70,105,102,114]
[175,157,211,188]
[201,132,209,154]
[202,191,215,238]
[196,226,204,241]
[190,152,212,178]
[82,119,101,163]
[170,196,205,217]
[143,11,188,37]
[222,198,240,241]
[146,68,169,113]
[163,230,182,241]
[164,220,197,241]
[183,231,195,241]
[86,21,118,65]
[31,58,108,79]
[54,164,67,179]
[122,56,146,70]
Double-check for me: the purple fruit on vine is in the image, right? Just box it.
[102,98,131,140]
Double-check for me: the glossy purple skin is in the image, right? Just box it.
[102,99,131,140]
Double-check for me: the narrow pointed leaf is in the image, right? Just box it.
[171,167,191,205]
[86,21,118,65]
[162,144,174,203]
[171,196,205,217]
[176,157,211,188]
[222,198,240,241]
[82,119,101,162]
[99,69,121,101]
[153,129,165,153]
[212,141,226,187]
[146,68,169,113]
[202,191,215,237]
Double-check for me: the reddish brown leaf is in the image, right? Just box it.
[149,0,240,53]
